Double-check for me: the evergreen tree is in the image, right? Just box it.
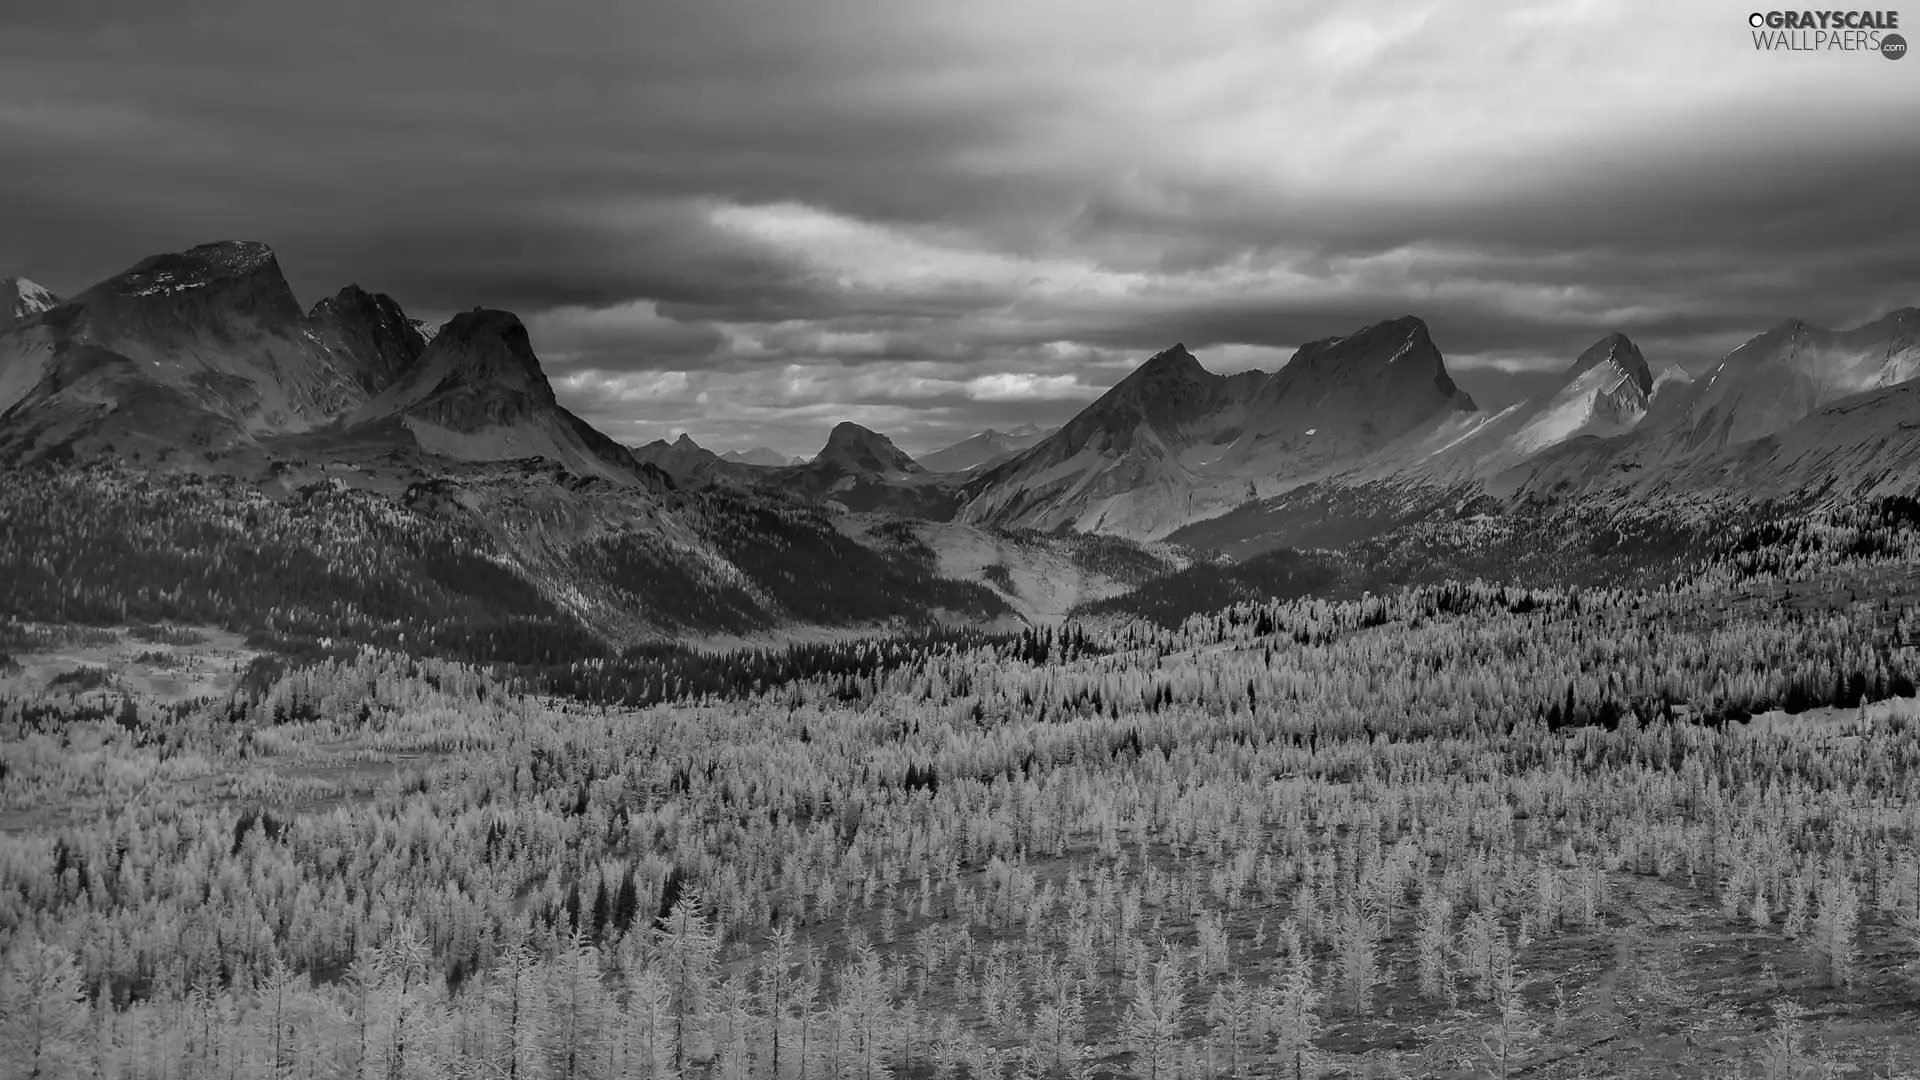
[0,941,93,1080]
[1123,950,1186,1080]
[655,890,720,1070]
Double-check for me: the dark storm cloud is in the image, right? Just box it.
[3,0,1916,449]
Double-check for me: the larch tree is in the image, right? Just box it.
[1123,950,1186,1080]
[0,941,93,1080]
[655,890,720,1071]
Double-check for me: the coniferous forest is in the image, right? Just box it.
[8,490,1920,1078]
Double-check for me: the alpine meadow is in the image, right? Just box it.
[5,2,1920,1079]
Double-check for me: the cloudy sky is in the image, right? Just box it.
[3,1,1916,456]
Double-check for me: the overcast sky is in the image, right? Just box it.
[3,0,1916,456]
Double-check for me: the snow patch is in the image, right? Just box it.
[11,278,58,315]
[130,270,212,297]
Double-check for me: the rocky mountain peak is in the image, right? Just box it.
[1261,315,1474,414]
[307,284,427,393]
[1567,333,1652,397]
[420,309,551,396]
[818,422,921,477]
[72,239,304,332]
[2,277,61,328]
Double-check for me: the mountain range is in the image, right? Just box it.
[5,238,1918,638]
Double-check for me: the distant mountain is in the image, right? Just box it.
[1,277,60,330]
[1492,308,1920,501]
[1664,309,1920,454]
[919,424,1051,473]
[812,422,923,479]
[339,308,640,483]
[721,446,796,467]
[632,432,729,480]
[960,318,1477,538]
[779,422,961,518]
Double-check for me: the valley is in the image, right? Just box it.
[8,499,1920,1077]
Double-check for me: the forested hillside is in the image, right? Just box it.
[0,464,1009,659]
[7,499,1920,1077]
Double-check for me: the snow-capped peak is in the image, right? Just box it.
[3,276,62,323]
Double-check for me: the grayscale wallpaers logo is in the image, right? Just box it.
[1747,9,1905,54]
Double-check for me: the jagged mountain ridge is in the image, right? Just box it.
[1483,307,1920,503]
[960,318,1479,538]
[334,308,641,483]
[0,241,648,485]
[0,239,1028,643]
[0,241,382,461]
[1667,309,1920,454]
[10,236,1920,609]
[631,432,730,481]
[972,307,1920,546]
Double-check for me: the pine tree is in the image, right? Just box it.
[1416,889,1453,1003]
[1270,959,1320,1080]
[624,968,680,1080]
[251,955,306,1080]
[758,924,802,1080]
[1123,950,1186,1080]
[1478,927,1539,1080]
[1202,976,1260,1079]
[656,889,720,1070]
[1333,897,1381,1013]
[488,938,550,1080]
[1811,876,1860,990]
[713,976,755,1080]
[838,940,895,1080]
[0,941,92,1080]
[1029,954,1088,1080]
[548,928,609,1080]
